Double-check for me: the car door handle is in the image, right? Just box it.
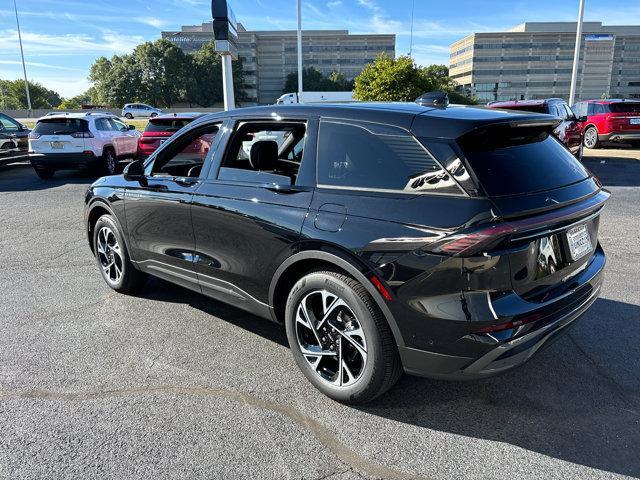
[174,177,199,187]
[147,184,168,192]
[265,185,307,194]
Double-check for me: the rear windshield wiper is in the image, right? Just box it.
[53,130,75,135]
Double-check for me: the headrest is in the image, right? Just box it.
[249,140,278,171]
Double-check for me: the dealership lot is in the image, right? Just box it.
[0,154,638,479]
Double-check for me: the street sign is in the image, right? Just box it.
[212,0,238,59]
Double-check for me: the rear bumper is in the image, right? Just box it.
[599,132,640,142]
[30,152,99,170]
[401,244,605,379]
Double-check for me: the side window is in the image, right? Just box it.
[150,123,220,178]
[317,120,465,195]
[594,104,606,115]
[562,104,575,120]
[549,105,560,117]
[0,114,19,132]
[217,121,306,185]
[95,118,111,131]
[587,103,595,116]
[110,118,128,132]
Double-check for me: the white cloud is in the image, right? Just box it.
[327,0,342,7]
[0,60,82,71]
[0,29,145,55]
[134,17,168,29]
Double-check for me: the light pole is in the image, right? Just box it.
[409,0,415,57]
[297,0,303,103]
[569,0,585,105]
[13,0,32,117]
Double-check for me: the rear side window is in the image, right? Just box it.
[33,118,89,135]
[145,119,193,133]
[609,102,640,113]
[458,126,589,197]
[317,120,465,195]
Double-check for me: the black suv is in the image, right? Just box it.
[84,103,607,403]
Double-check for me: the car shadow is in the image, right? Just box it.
[583,157,640,187]
[136,277,640,477]
[0,163,106,192]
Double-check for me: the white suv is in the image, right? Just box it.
[28,113,140,179]
[122,103,162,119]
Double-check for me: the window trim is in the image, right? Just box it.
[316,118,468,197]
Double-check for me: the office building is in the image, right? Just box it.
[163,22,395,104]
[449,22,640,103]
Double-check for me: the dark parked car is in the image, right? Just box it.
[487,98,584,157]
[137,113,203,158]
[84,103,607,403]
[572,99,640,148]
[0,112,30,165]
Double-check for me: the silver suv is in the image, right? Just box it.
[121,103,162,119]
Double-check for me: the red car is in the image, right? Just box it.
[137,113,203,157]
[572,99,640,149]
[487,98,584,157]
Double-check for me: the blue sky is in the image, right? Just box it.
[0,0,637,98]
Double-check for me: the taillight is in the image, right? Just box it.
[474,312,544,334]
[432,223,515,256]
[71,132,94,138]
[28,132,40,139]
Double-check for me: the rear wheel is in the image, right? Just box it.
[33,166,54,179]
[124,113,133,119]
[93,214,146,293]
[150,113,158,118]
[583,126,599,149]
[285,270,401,404]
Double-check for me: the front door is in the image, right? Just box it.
[125,121,222,291]
[191,117,317,316]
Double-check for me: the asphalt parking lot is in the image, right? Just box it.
[0,152,638,480]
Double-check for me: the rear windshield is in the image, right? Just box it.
[458,126,589,197]
[145,119,192,133]
[33,118,88,135]
[609,103,640,114]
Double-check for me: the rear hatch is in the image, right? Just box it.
[456,121,607,300]
[139,117,193,154]
[605,102,640,132]
[29,118,89,154]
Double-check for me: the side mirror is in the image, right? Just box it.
[128,125,136,130]
[123,159,145,183]
[577,115,587,123]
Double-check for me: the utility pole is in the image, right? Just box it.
[297,0,303,103]
[569,0,585,105]
[14,0,32,117]
[221,54,235,110]
[409,0,415,57]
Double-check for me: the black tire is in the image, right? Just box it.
[93,214,147,294]
[583,126,599,149]
[33,166,54,179]
[285,270,402,404]
[100,148,117,176]
[150,113,158,118]
[125,113,133,119]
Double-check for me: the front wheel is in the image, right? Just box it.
[101,149,117,176]
[285,271,401,404]
[583,126,599,149]
[150,113,158,118]
[93,214,146,293]
[124,113,133,119]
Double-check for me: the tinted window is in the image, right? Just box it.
[0,114,20,131]
[95,118,111,131]
[110,119,129,131]
[458,126,589,197]
[145,119,193,133]
[419,141,477,195]
[594,104,606,114]
[609,102,640,113]
[318,120,464,195]
[33,118,88,135]
[498,104,548,114]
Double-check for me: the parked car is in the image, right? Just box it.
[487,98,584,157]
[122,103,162,119]
[276,91,355,104]
[0,112,30,165]
[84,103,607,403]
[29,113,140,179]
[572,99,640,148]
[137,113,203,158]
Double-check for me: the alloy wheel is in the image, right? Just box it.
[584,127,597,148]
[295,289,368,387]
[96,226,123,284]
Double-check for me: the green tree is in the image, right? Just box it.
[283,67,353,94]
[353,54,476,104]
[0,78,62,109]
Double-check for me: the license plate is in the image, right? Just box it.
[630,118,640,125]
[50,141,64,149]
[566,224,592,261]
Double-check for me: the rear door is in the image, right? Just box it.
[110,118,137,157]
[190,116,316,313]
[29,118,88,154]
